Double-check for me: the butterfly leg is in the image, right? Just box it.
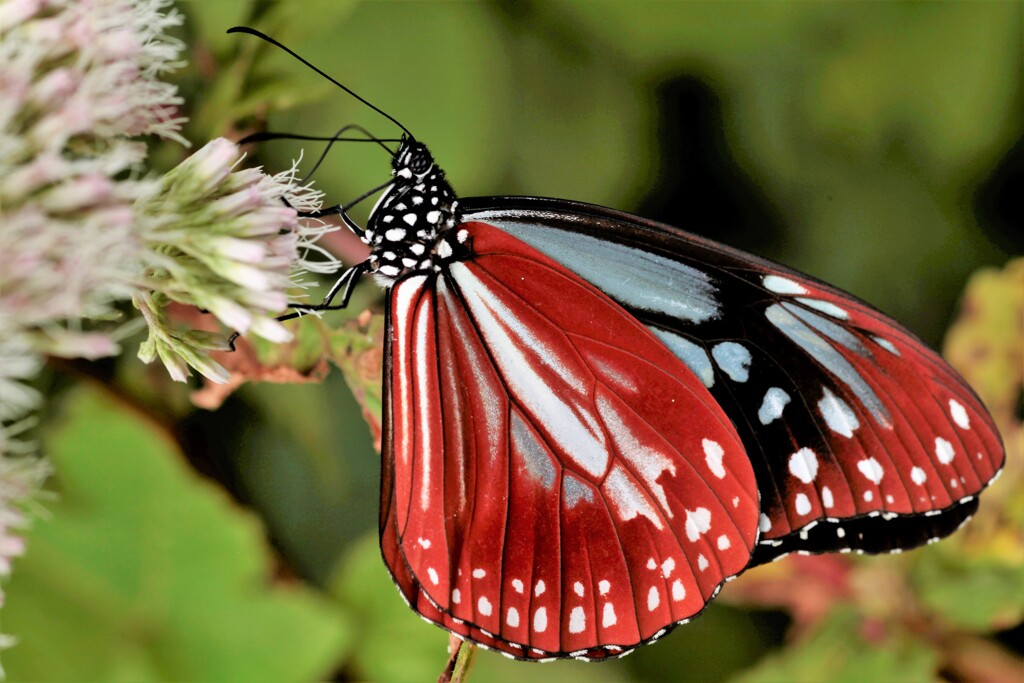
[280,261,369,321]
[226,261,368,349]
[293,205,365,240]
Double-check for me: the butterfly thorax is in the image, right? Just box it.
[363,138,469,284]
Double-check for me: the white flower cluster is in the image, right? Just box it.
[0,0,336,653]
[0,455,50,673]
[0,0,184,362]
[1,0,335,418]
[134,138,334,383]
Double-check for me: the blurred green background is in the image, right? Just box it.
[6,2,1022,681]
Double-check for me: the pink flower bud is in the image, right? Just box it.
[237,206,297,236]
[188,138,239,191]
[207,296,253,332]
[30,68,78,109]
[0,0,41,33]
[209,185,263,218]
[208,236,268,264]
[42,174,114,213]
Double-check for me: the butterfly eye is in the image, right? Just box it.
[408,146,432,174]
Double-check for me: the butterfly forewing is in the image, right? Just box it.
[462,198,1004,563]
[380,222,759,660]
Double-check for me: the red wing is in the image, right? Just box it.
[380,222,759,660]
[742,274,1003,560]
[462,198,1004,562]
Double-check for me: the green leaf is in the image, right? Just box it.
[2,385,350,682]
[331,533,450,683]
[731,608,938,683]
[912,552,1024,632]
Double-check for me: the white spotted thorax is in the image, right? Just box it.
[365,137,467,284]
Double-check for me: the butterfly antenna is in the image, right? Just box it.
[228,26,414,139]
[241,123,398,165]
[302,124,389,183]
[240,131,402,153]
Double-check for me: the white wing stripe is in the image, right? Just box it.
[450,262,610,479]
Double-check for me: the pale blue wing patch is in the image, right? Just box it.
[485,218,720,324]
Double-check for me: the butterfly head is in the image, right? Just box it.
[364,136,465,284]
[392,136,435,179]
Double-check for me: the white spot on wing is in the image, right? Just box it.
[569,606,586,633]
[672,579,686,601]
[427,567,439,585]
[763,275,807,294]
[703,439,726,478]
[874,336,900,355]
[935,437,955,464]
[795,493,812,516]
[759,513,772,532]
[472,568,486,579]
[711,342,752,382]
[818,387,860,438]
[385,227,407,241]
[602,602,617,627]
[512,578,524,594]
[478,596,492,616]
[685,507,712,541]
[534,580,546,596]
[697,554,709,571]
[758,387,791,424]
[417,537,431,549]
[717,534,731,550]
[858,457,884,484]
[788,448,819,484]
[796,297,849,319]
[822,486,834,509]
[911,467,927,485]
[452,589,461,604]
[574,581,585,597]
[533,607,547,632]
[661,557,675,578]
[507,607,520,628]
[647,586,660,611]
[599,580,610,596]
[949,399,970,429]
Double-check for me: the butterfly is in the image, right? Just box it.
[229,28,1005,662]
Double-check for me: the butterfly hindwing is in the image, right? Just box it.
[462,197,1004,563]
[380,221,759,660]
